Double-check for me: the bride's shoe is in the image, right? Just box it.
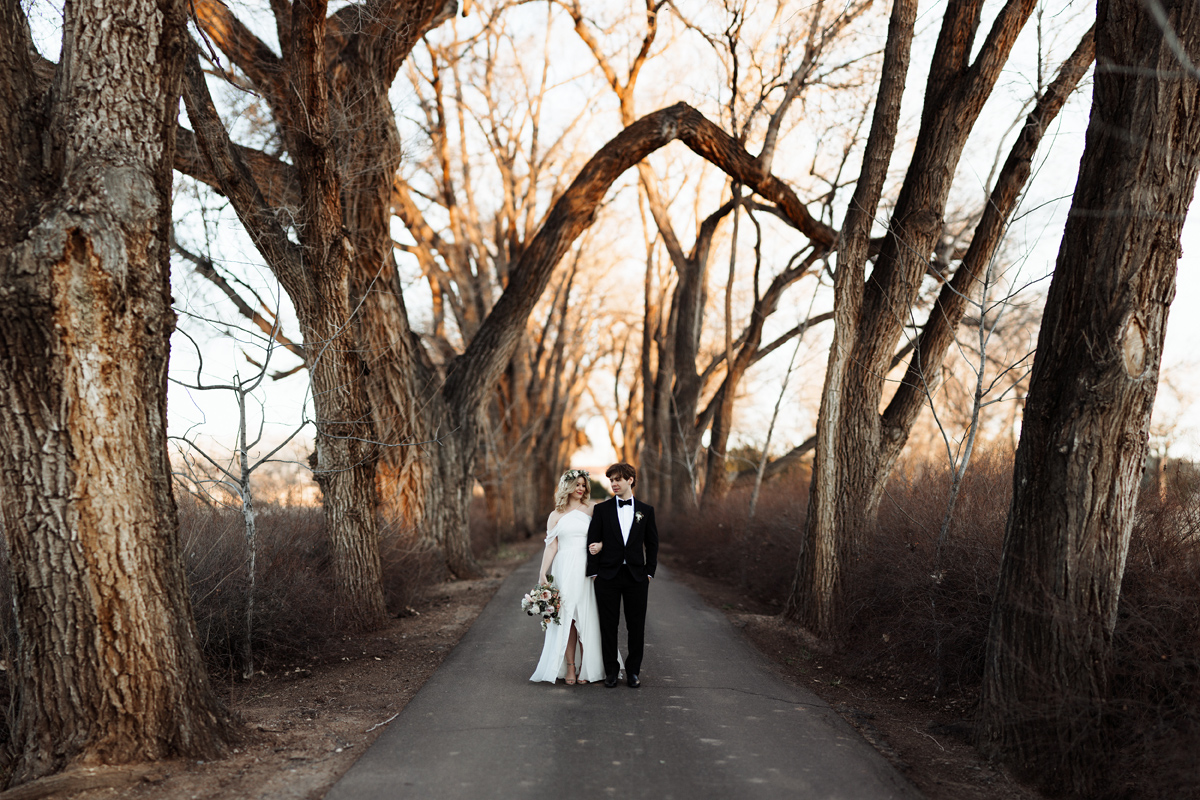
[565,661,578,685]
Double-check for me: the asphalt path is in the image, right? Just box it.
[324,556,921,800]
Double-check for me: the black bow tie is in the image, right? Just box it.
[617,498,633,507]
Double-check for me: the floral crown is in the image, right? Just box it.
[561,468,590,483]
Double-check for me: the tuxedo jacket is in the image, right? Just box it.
[585,497,658,582]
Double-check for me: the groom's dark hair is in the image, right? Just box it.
[606,462,637,487]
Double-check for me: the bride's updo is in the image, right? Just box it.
[554,469,591,511]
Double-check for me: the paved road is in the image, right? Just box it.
[325,557,921,800]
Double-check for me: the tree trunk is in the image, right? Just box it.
[702,251,819,508]
[299,290,389,625]
[787,0,1060,632]
[787,0,918,632]
[978,0,1200,791]
[640,284,676,508]
[424,410,482,575]
[0,0,233,781]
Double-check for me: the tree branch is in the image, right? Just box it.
[180,46,304,286]
[171,235,307,363]
[444,102,832,410]
[191,0,288,113]
[175,126,300,209]
[882,25,1095,445]
[336,0,457,82]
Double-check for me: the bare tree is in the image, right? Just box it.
[0,0,233,782]
[178,0,456,609]
[394,27,603,539]
[786,2,1096,633]
[178,0,839,580]
[180,0,614,577]
[749,287,823,519]
[170,318,310,679]
[978,0,1200,790]
[935,297,1035,558]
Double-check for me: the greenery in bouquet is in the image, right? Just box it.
[521,576,562,631]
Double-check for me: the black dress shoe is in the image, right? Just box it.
[604,675,620,688]
[626,672,640,688]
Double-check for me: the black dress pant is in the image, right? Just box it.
[594,565,649,677]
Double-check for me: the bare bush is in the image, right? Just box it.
[842,450,1014,696]
[178,498,440,676]
[666,469,810,607]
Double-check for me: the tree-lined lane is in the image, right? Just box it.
[325,558,918,799]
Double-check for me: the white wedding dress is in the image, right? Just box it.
[530,509,616,683]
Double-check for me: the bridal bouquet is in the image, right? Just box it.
[521,576,562,631]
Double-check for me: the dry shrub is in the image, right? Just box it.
[665,476,809,608]
[1103,490,1200,799]
[840,448,1014,694]
[181,500,339,675]
[180,497,440,676]
[669,448,1200,798]
[379,514,441,611]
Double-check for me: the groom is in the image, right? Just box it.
[586,462,658,688]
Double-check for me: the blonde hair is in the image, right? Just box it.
[553,469,591,511]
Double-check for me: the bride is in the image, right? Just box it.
[530,469,613,685]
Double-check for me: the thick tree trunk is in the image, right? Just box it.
[423,410,483,576]
[978,0,1200,791]
[330,71,465,579]
[299,293,389,625]
[0,0,233,781]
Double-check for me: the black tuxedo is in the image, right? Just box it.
[586,497,658,679]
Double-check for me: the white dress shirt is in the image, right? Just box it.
[617,496,635,543]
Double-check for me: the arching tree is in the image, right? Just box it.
[177,0,836,579]
[557,0,856,512]
[394,26,605,539]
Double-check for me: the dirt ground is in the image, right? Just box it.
[27,539,1042,800]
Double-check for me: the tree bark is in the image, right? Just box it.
[978,0,1200,791]
[0,0,233,781]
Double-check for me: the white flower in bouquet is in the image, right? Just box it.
[521,576,563,630]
